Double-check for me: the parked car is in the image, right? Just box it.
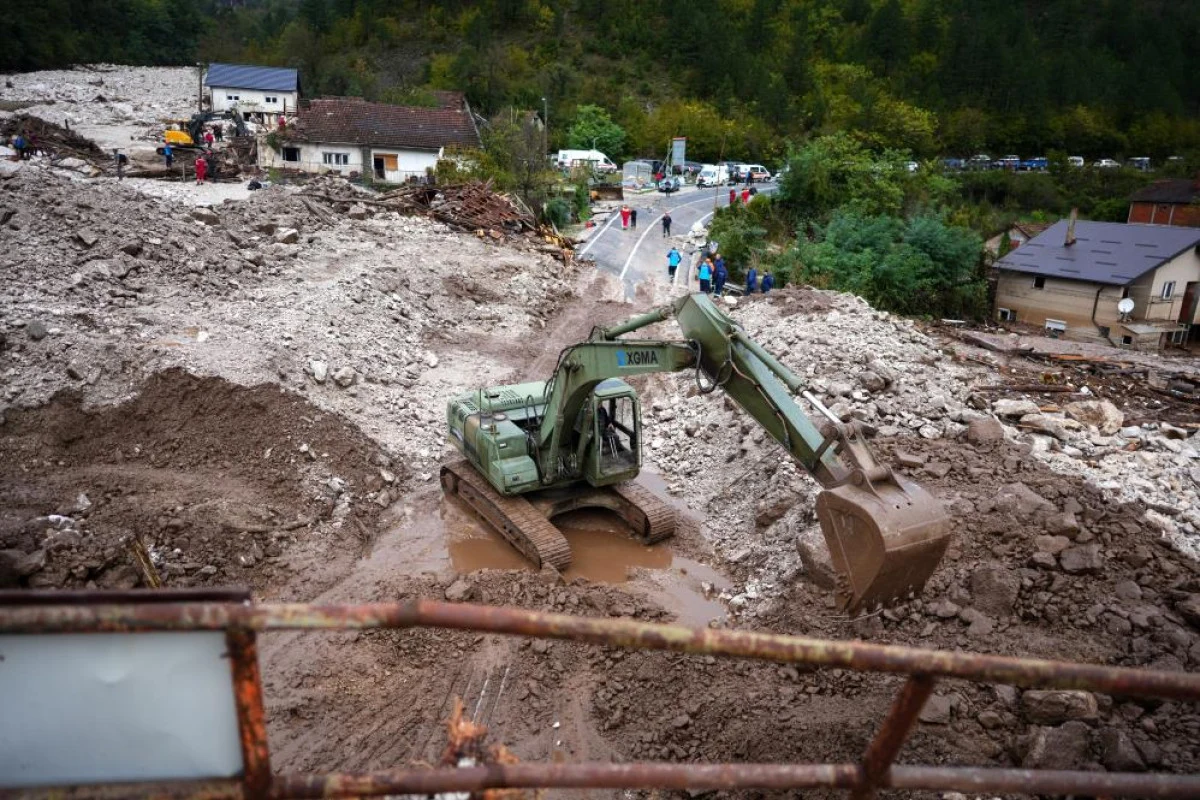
[1067,156,1084,168]
[696,164,729,187]
[967,154,992,170]
[1093,158,1120,169]
[1020,157,1048,171]
[994,154,1021,170]
[905,161,919,173]
[941,157,965,171]
[657,176,681,194]
[1128,157,1151,171]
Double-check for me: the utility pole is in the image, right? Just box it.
[541,97,548,156]
[196,63,204,112]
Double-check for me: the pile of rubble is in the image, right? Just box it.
[304,180,576,263]
[1,115,104,162]
[0,65,197,132]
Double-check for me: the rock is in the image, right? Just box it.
[1059,544,1103,575]
[1022,690,1099,724]
[857,370,886,393]
[994,483,1054,517]
[918,694,954,724]
[332,366,356,388]
[309,360,328,384]
[931,599,960,619]
[190,208,220,225]
[966,416,1005,445]
[1019,413,1069,440]
[444,579,475,602]
[992,398,1040,418]
[274,228,300,244]
[962,609,995,637]
[347,204,369,220]
[795,525,837,590]
[1029,552,1057,569]
[1034,535,1071,555]
[74,229,99,248]
[1063,400,1124,435]
[1113,580,1142,601]
[26,320,48,341]
[1099,728,1145,772]
[1176,595,1200,631]
[425,351,439,369]
[120,239,143,257]
[829,381,853,397]
[1044,512,1080,536]
[977,710,1004,730]
[755,495,794,529]
[970,563,1020,616]
[895,451,926,469]
[1022,722,1091,770]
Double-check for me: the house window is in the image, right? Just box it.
[1161,281,1176,299]
[322,152,350,166]
[265,96,278,104]
[1121,286,1130,299]
[1034,276,1046,289]
[282,147,300,163]
[1121,335,1133,346]
[226,94,239,101]
[997,308,1016,322]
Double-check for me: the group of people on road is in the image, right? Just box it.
[665,245,773,295]
[728,186,755,206]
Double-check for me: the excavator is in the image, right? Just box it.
[442,293,951,612]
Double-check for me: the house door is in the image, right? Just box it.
[372,157,385,181]
[1180,281,1199,343]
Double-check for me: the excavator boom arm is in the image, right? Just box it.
[553,293,951,613]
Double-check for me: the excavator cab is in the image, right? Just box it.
[587,380,641,485]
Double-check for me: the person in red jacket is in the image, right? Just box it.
[195,154,208,185]
[741,187,751,205]
[728,188,736,206]
[619,204,631,230]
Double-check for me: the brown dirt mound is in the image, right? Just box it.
[0,368,396,595]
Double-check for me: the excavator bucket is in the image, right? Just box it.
[816,473,952,614]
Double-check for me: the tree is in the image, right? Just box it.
[566,104,626,158]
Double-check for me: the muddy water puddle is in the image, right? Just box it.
[371,472,730,625]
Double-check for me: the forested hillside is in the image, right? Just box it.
[4,0,1199,161]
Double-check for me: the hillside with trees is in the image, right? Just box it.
[4,0,1200,163]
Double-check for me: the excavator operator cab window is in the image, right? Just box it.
[595,395,638,474]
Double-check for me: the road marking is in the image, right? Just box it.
[618,193,722,280]
[577,208,622,256]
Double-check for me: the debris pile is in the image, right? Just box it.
[303,180,577,262]
[1,114,104,162]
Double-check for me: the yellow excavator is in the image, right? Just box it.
[442,293,951,612]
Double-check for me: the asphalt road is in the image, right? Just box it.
[578,183,776,297]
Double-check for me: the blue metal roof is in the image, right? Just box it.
[205,63,298,93]
[995,220,1200,285]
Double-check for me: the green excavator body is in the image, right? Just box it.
[445,293,951,612]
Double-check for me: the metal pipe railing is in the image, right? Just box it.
[2,598,1199,701]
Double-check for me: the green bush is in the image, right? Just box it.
[543,198,571,228]
[794,210,986,319]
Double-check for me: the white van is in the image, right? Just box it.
[1067,156,1084,168]
[696,164,729,187]
[555,149,618,173]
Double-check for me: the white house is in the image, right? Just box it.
[205,63,299,116]
[260,94,481,183]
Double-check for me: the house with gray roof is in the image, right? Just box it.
[993,218,1200,349]
[205,63,299,116]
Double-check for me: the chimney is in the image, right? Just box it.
[1065,208,1078,247]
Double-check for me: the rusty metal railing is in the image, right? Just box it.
[2,589,1199,799]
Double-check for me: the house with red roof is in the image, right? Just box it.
[261,93,481,183]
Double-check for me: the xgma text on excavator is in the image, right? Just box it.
[442,293,951,612]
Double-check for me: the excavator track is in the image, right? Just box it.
[441,460,572,572]
[610,481,677,544]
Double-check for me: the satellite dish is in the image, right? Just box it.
[1117,297,1135,314]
